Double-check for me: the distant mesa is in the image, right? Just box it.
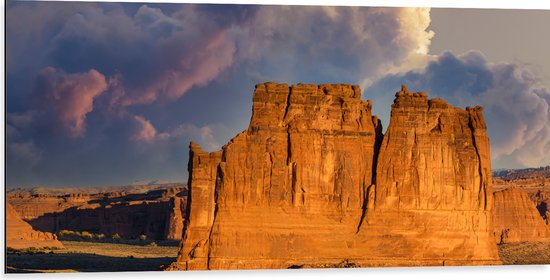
[167,82,500,270]
[7,184,188,241]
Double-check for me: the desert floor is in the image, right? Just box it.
[498,242,550,265]
[6,241,550,273]
[6,240,179,273]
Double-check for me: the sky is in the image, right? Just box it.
[5,1,550,188]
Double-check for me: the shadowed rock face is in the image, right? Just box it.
[8,187,187,241]
[169,83,501,270]
[6,203,64,249]
[493,187,550,243]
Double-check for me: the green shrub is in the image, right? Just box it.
[111,233,121,242]
[58,229,81,241]
[81,231,94,240]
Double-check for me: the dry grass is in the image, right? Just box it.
[6,240,179,273]
[60,240,179,258]
[498,242,550,265]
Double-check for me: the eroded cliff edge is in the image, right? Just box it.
[168,83,500,270]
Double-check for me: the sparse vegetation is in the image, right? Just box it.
[498,242,550,264]
[111,233,121,242]
[6,241,179,273]
[6,246,62,255]
[58,229,106,242]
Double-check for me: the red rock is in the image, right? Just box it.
[168,83,500,270]
[6,203,64,249]
[7,186,187,241]
[359,85,498,264]
[493,187,550,243]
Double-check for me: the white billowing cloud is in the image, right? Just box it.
[235,6,434,88]
[367,51,550,168]
[38,67,108,137]
[9,3,437,127]
[479,64,550,167]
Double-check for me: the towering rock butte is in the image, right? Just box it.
[493,187,550,243]
[6,203,64,250]
[168,83,500,270]
[359,85,498,265]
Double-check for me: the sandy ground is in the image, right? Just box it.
[6,241,550,273]
[498,242,550,265]
[6,240,179,273]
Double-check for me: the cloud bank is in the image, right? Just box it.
[6,1,549,187]
[367,51,550,168]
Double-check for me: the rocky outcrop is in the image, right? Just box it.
[171,142,224,270]
[165,197,187,241]
[359,86,498,265]
[8,186,187,240]
[169,83,500,270]
[493,187,550,243]
[6,203,64,249]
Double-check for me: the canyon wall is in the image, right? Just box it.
[6,203,64,249]
[8,187,187,240]
[169,83,500,270]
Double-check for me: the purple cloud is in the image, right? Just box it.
[37,67,108,137]
[367,51,550,168]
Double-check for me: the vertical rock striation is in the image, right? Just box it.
[173,142,222,270]
[169,83,500,270]
[358,85,498,265]
[493,187,550,243]
[164,196,187,240]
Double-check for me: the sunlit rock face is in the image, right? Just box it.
[169,83,501,270]
[493,187,550,244]
[6,203,64,250]
[359,85,498,266]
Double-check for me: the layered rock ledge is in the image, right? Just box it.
[168,83,501,270]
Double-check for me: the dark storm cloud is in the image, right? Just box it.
[366,51,550,168]
[6,1,438,187]
[7,1,550,186]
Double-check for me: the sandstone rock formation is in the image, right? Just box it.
[168,83,500,270]
[359,86,498,265]
[8,186,187,240]
[492,165,550,222]
[6,203,64,249]
[493,187,550,243]
[165,196,187,240]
